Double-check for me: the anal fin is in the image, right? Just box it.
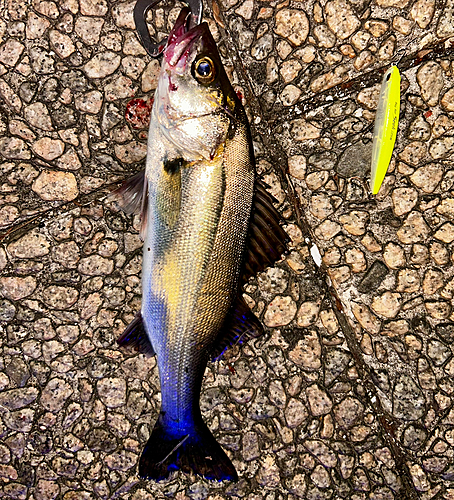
[117,312,155,356]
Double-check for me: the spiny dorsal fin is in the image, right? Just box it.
[113,169,148,240]
[117,312,155,357]
[242,179,289,282]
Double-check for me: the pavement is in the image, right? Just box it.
[0,0,454,498]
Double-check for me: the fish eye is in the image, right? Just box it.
[193,57,216,84]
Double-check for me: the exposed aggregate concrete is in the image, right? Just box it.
[0,0,454,498]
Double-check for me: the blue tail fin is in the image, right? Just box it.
[139,413,238,482]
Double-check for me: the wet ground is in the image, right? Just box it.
[0,0,454,498]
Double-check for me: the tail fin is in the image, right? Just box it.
[139,413,238,482]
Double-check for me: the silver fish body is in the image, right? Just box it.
[136,8,254,481]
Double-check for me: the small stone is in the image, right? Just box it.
[43,286,79,309]
[75,90,103,114]
[74,16,104,45]
[397,269,420,293]
[328,265,351,285]
[285,398,308,428]
[417,61,444,106]
[288,330,321,370]
[434,223,454,243]
[32,170,78,201]
[0,79,22,113]
[306,384,332,416]
[32,137,65,160]
[0,137,31,160]
[297,301,320,327]
[49,30,75,58]
[105,76,135,101]
[105,450,137,471]
[425,300,451,319]
[398,141,427,166]
[24,102,53,130]
[314,220,341,240]
[274,9,309,46]
[56,148,82,171]
[392,187,418,215]
[114,141,147,164]
[306,171,329,190]
[397,212,430,244]
[141,59,161,92]
[437,198,454,220]
[345,248,366,273]
[41,378,73,412]
[334,400,364,434]
[263,295,297,327]
[84,52,121,79]
[7,230,50,259]
[291,118,321,141]
[351,302,381,334]
[325,0,360,39]
[408,114,431,141]
[339,211,369,236]
[383,242,406,269]
[311,464,331,489]
[281,84,302,106]
[35,479,60,500]
[0,276,36,300]
[423,268,444,295]
[80,0,108,16]
[430,136,454,159]
[0,39,24,67]
[111,1,135,29]
[371,292,401,318]
[441,87,454,112]
[235,0,254,19]
[410,164,444,193]
[257,455,280,488]
[78,255,114,276]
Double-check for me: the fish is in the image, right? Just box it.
[370,65,400,195]
[115,7,288,482]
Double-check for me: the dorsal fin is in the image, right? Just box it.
[113,169,148,240]
[212,179,289,359]
[241,179,289,282]
[211,294,264,360]
[117,312,155,356]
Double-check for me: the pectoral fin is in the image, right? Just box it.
[113,169,148,240]
[117,312,155,356]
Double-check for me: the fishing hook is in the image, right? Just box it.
[134,0,203,57]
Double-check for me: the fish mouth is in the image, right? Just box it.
[165,7,207,67]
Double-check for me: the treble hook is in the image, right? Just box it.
[134,0,203,57]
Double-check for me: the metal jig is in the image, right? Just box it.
[134,0,203,57]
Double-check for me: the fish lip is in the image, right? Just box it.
[165,7,206,67]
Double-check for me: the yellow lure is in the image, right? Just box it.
[370,65,400,195]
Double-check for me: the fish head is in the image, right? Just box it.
[154,7,238,161]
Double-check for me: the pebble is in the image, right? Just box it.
[40,378,73,412]
[288,330,321,370]
[84,52,121,79]
[274,9,309,46]
[435,222,454,243]
[0,79,22,113]
[56,148,82,170]
[24,102,53,130]
[297,301,320,327]
[397,268,420,293]
[417,61,444,106]
[263,295,296,326]
[285,398,308,427]
[75,90,103,114]
[111,1,136,29]
[0,137,31,159]
[7,230,50,259]
[371,291,401,318]
[391,187,418,216]
[32,137,65,161]
[410,164,444,193]
[393,375,425,419]
[0,276,36,300]
[42,285,79,309]
[80,0,108,16]
[351,302,381,334]
[74,16,104,45]
[32,170,79,201]
[306,384,332,416]
[0,39,24,67]
[26,12,51,39]
[339,211,369,236]
[397,212,431,244]
[49,30,75,58]
[325,0,360,39]
[114,141,147,164]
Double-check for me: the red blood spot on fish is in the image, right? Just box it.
[236,90,243,101]
[125,98,153,129]
[228,364,235,374]
[424,110,432,118]
[169,82,178,91]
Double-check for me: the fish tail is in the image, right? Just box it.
[139,412,238,482]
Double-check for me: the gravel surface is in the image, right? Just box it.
[0,0,454,498]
